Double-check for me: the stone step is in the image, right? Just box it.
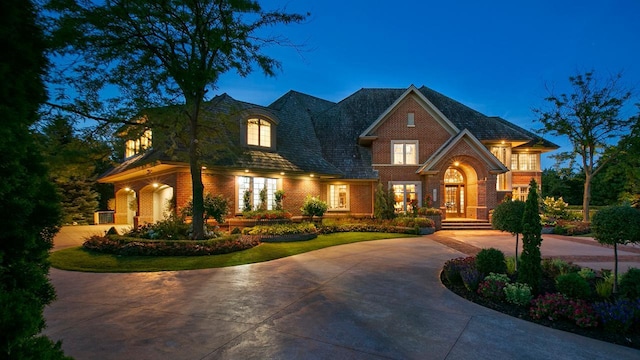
[441,221,493,230]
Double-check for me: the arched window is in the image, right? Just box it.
[444,168,464,183]
[247,118,271,147]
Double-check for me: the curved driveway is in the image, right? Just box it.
[45,231,640,359]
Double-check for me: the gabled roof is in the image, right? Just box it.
[416,129,509,175]
[359,85,459,142]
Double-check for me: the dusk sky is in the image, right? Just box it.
[216,0,640,169]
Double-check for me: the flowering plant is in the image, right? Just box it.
[593,298,640,333]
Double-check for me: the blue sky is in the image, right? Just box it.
[215,0,640,169]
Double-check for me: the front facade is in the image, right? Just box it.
[98,85,557,225]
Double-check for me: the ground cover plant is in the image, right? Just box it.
[441,249,640,349]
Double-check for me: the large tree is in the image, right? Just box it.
[45,0,307,238]
[534,71,634,221]
[0,0,70,358]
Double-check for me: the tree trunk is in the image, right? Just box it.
[188,104,205,240]
[582,173,591,222]
[613,242,619,294]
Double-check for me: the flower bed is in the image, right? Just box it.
[441,254,640,349]
[83,234,260,256]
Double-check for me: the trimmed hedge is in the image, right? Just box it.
[83,234,260,256]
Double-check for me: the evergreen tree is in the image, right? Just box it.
[0,0,70,358]
[518,179,543,292]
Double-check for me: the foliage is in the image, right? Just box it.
[592,205,640,292]
[274,190,285,211]
[475,248,507,275]
[477,274,509,301]
[461,267,482,292]
[83,234,259,256]
[242,223,317,236]
[442,257,476,285]
[556,272,592,300]
[0,1,71,357]
[243,189,253,213]
[503,283,533,307]
[541,196,570,219]
[45,0,308,239]
[300,195,328,219]
[491,198,525,270]
[505,256,518,275]
[126,217,193,240]
[242,210,292,220]
[553,220,591,236]
[578,267,596,280]
[417,207,442,216]
[530,293,598,328]
[534,70,634,221]
[519,179,543,292]
[541,258,581,279]
[619,268,640,300]
[592,298,640,333]
[258,185,268,211]
[391,216,434,228]
[182,193,230,223]
[374,183,396,220]
[595,274,615,299]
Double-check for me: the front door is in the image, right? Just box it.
[445,185,465,217]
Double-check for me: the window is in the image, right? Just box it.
[491,145,510,191]
[390,182,421,213]
[511,153,539,171]
[125,129,152,158]
[247,118,271,147]
[237,176,277,211]
[512,186,529,202]
[444,168,464,183]
[407,112,415,127]
[328,184,349,210]
[392,141,418,165]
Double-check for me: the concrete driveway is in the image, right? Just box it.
[44,228,640,359]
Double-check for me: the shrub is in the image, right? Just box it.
[126,216,192,240]
[461,267,482,292]
[374,183,395,220]
[301,195,328,219]
[519,179,543,292]
[443,257,475,285]
[505,256,518,275]
[553,225,567,235]
[541,258,580,279]
[503,283,532,307]
[595,274,614,299]
[83,234,260,256]
[242,209,292,220]
[242,222,317,236]
[578,267,596,280]
[230,227,241,235]
[530,293,598,328]
[477,275,508,301]
[475,248,507,275]
[593,298,640,333]
[274,190,285,210]
[391,216,434,228]
[417,207,442,216]
[556,272,592,300]
[619,268,640,299]
[181,193,230,223]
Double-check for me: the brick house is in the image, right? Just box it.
[98,85,558,225]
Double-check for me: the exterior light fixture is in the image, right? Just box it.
[201,166,207,170]
[500,140,505,145]
[244,169,250,173]
[280,172,285,176]
[152,183,159,188]
[124,187,131,192]
[310,174,315,178]
[454,161,460,167]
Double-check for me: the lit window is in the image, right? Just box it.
[328,184,349,210]
[491,145,509,191]
[512,186,529,202]
[247,118,271,147]
[444,168,464,183]
[124,129,152,158]
[511,153,538,171]
[237,176,277,212]
[392,141,418,165]
[390,182,421,213]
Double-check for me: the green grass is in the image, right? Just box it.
[50,232,413,273]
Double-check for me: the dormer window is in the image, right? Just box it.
[125,129,152,158]
[247,118,271,148]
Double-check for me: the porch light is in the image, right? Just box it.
[124,187,131,192]
[201,166,207,170]
[454,161,460,167]
[280,172,285,176]
[152,183,159,188]
[244,169,250,173]
[500,140,505,145]
[310,174,314,177]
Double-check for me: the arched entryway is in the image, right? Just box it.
[444,167,465,217]
[115,188,137,225]
[138,183,174,224]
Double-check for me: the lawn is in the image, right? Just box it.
[50,232,413,272]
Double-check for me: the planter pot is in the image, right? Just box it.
[425,215,442,231]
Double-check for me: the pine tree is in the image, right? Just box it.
[0,0,70,357]
[518,179,543,292]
